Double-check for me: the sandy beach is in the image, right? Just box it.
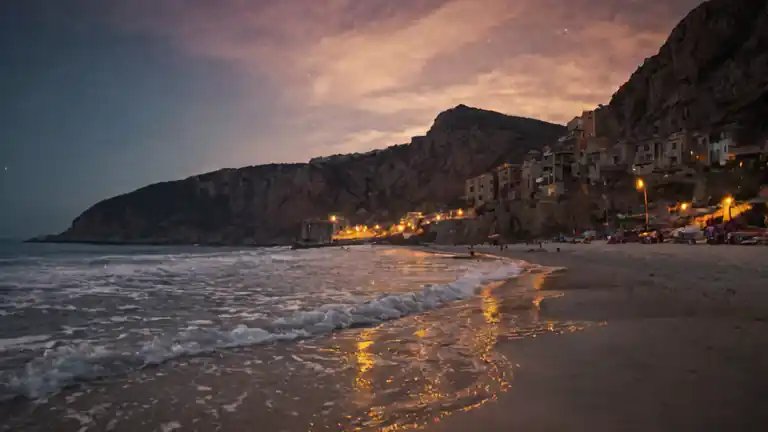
[428,242,768,432]
[3,243,768,431]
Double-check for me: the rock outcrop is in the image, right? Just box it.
[42,105,565,245]
[598,0,768,139]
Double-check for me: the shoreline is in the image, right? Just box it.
[5,243,768,430]
[427,242,768,431]
[0,247,559,431]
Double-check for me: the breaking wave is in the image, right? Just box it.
[0,258,522,401]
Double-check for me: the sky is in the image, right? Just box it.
[0,0,704,238]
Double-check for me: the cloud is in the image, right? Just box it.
[297,0,522,105]
[105,0,705,157]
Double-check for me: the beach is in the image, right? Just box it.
[2,242,768,431]
[0,244,553,431]
[428,243,768,432]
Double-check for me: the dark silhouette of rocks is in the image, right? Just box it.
[38,106,564,245]
[598,0,768,139]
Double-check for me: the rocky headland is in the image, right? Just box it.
[34,106,564,245]
[32,0,768,246]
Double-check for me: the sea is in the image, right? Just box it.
[0,241,580,431]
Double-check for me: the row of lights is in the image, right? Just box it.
[329,208,467,236]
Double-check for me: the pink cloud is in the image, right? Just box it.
[105,0,705,159]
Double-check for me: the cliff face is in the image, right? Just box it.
[48,105,565,245]
[600,0,768,139]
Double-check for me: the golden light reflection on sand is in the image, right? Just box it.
[354,328,376,391]
[338,266,590,430]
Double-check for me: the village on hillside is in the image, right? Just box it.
[297,108,768,249]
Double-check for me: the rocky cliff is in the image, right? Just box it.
[43,105,565,245]
[599,0,768,139]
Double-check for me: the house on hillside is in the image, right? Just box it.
[709,126,738,166]
[728,136,768,168]
[494,163,522,200]
[581,110,597,138]
[521,157,542,200]
[632,137,664,175]
[691,132,711,163]
[582,137,612,184]
[540,145,575,197]
[567,116,583,132]
[464,172,496,207]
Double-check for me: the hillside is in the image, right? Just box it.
[39,105,565,245]
[598,0,768,139]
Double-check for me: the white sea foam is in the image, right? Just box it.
[0,258,521,401]
[0,335,52,352]
[0,245,527,402]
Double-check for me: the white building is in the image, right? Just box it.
[709,131,733,166]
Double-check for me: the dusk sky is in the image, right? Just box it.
[1,0,703,238]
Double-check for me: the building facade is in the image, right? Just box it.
[567,116,583,132]
[495,163,522,200]
[581,110,597,138]
[464,172,496,207]
[661,131,688,168]
[632,137,664,175]
[540,147,575,196]
[709,130,734,166]
[300,220,335,244]
[520,159,542,200]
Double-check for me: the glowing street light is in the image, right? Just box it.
[680,202,689,211]
[329,215,337,222]
[723,195,734,221]
[374,224,381,230]
[397,224,405,233]
[457,209,464,217]
[636,178,649,231]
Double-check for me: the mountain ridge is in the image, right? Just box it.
[36,106,565,245]
[35,0,768,245]
[598,0,768,139]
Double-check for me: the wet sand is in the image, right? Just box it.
[428,243,768,432]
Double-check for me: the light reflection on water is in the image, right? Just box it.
[330,269,588,431]
[0,251,594,432]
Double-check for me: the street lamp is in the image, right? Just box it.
[723,196,734,221]
[636,178,649,231]
[680,202,689,211]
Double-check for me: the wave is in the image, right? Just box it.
[0,258,522,402]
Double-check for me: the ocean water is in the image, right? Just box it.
[0,242,579,431]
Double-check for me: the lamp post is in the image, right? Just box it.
[636,178,649,231]
[723,196,733,221]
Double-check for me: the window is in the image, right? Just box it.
[478,195,483,201]
[643,144,650,151]
[469,186,474,193]
[670,157,678,165]
[671,142,677,150]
